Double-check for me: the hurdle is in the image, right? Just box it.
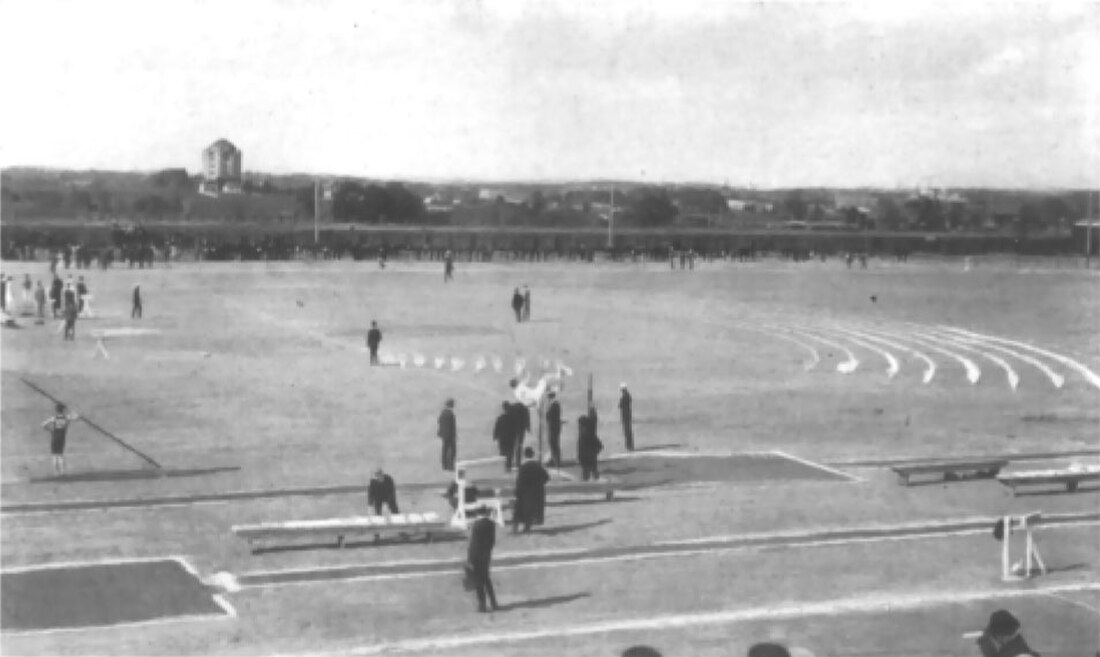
[994,512,1046,581]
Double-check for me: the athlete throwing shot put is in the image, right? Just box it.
[42,403,79,476]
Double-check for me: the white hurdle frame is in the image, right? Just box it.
[1001,512,1046,581]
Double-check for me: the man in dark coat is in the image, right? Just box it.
[367,468,398,515]
[512,447,549,534]
[508,400,531,467]
[545,391,563,467]
[438,398,457,471]
[577,414,602,481]
[618,383,634,451]
[977,609,1039,657]
[511,288,524,322]
[465,506,499,613]
[366,320,382,365]
[131,284,142,319]
[493,402,516,472]
[49,275,63,318]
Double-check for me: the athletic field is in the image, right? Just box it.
[2,255,1098,656]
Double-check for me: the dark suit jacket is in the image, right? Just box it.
[493,413,514,454]
[438,408,456,441]
[514,459,550,525]
[367,328,382,349]
[546,401,562,435]
[467,517,496,570]
[367,475,396,508]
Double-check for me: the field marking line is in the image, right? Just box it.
[831,324,935,383]
[0,609,235,637]
[781,327,860,374]
[724,322,820,371]
[236,520,1100,591]
[1,555,193,574]
[938,325,1100,389]
[889,332,982,385]
[770,449,863,483]
[1042,591,1100,616]
[907,328,1020,390]
[922,326,1065,389]
[265,582,1100,657]
[817,327,900,378]
[211,594,239,619]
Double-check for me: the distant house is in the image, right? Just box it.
[201,139,243,195]
[726,198,772,213]
[832,191,877,214]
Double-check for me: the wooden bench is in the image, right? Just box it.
[891,460,1009,486]
[997,467,1100,496]
[231,512,461,551]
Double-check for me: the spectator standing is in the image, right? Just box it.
[367,468,399,516]
[437,398,457,471]
[577,414,603,481]
[493,402,516,472]
[619,383,634,451]
[34,281,46,322]
[512,447,549,534]
[366,321,382,365]
[464,506,499,613]
[511,288,524,322]
[545,391,563,467]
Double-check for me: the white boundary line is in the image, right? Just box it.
[236,520,1100,591]
[1,609,234,637]
[1,554,191,574]
[265,582,1100,657]
[769,449,863,483]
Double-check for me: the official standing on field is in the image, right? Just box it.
[512,447,549,534]
[366,321,382,365]
[508,401,530,467]
[465,506,500,613]
[577,414,603,481]
[546,391,563,467]
[438,398,457,471]
[493,402,516,472]
[618,383,634,451]
[511,288,524,323]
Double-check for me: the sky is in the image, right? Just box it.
[0,0,1097,188]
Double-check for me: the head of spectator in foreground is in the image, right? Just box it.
[524,447,535,460]
[55,403,66,415]
[445,398,455,409]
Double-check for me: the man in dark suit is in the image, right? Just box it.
[367,468,398,515]
[511,288,524,323]
[545,391,563,467]
[466,506,499,613]
[438,398,457,471]
[512,447,549,534]
[618,383,634,451]
[493,402,516,472]
[976,609,1039,657]
[366,321,382,366]
[507,400,530,467]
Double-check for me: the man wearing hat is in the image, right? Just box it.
[512,447,549,534]
[367,468,398,516]
[618,382,634,451]
[977,609,1038,657]
[465,505,499,613]
[438,398,457,471]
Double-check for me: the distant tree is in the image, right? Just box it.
[624,190,678,228]
[784,191,807,220]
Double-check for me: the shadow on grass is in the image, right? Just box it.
[528,518,612,537]
[1011,485,1100,497]
[251,532,465,555]
[630,443,684,452]
[30,465,241,484]
[496,592,590,612]
[547,495,641,507]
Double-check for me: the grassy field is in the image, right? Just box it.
[1,255,1098,655]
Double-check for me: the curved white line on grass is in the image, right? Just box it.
[837,325,936,384]
[726,322,820,371]
[909,329,1020,390]
[783,327,860,374]
[819,326,899,378]
[868,327,981,385]
[933,327,1072,389]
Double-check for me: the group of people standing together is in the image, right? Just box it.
[510,285,532,322]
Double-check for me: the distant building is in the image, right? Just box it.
[201,139,243,195]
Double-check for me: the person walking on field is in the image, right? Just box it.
[545,391,563,467]
[438,398,457,471]
[512,447,549,534]
[42,403,79,476]
[619,383,634,451]
[493,402,516,473]
[465,506,499,613]
[131,284,142,319]
[511,288,524,323]
[366,320,382,365]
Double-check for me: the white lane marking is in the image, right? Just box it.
[769,450,862,482]
[929,328,1066,389]
[818,326,899,378]
[0,609,235,637]
[782,327,860,374]
[838,325,936,384]
[1,555,194,573]
[725,323,821,371]
[909,329,1020,390]
[883,330,981,384]
[264,582,1100,656]
[939,326,1100,389]
[1042,591,1100,616]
